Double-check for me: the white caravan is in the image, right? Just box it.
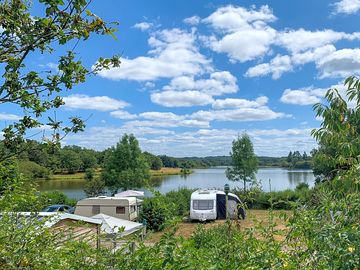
[74,196,140,221]
[190,189,245,221]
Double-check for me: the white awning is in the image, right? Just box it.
[114,190,144,197]
[91,213,143,236]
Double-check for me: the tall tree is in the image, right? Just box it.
[0,0,120,161]
[311,76,360,182]
[102,134,150,194]
[226,133,258,191]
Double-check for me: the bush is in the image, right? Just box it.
[38,191,77,209]
[140,197,168,231]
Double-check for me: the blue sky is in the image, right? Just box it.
[3,0,360,157]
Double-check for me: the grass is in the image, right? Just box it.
[145,210,290,243]
[150,167,184,176]
[45,167,185,181]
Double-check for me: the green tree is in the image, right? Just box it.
[0,0,120,161]
[84,168,105,197]
[311,76,360,182]
[102,134,150,194]
[143,151,163,170]
[226,133,258,191]
[59,149,81,174]
[80,150,97,171]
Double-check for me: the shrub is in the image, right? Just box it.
[38,191,77,209]
[140,196,168,231]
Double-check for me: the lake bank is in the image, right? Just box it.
[40,167,187,181]
[36,167,315,200]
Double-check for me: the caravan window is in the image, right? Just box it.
[116,206,125,214]
[92,205,100,214]
[193,200,214,210]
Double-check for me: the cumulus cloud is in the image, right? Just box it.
[110,110,138,119]
[280,87,327,105]
[151,90,214,107]
[333,0,360,14]
[212,96,268,109]
[316,48,360,78]
[97,28,211,81]
[280,82,355,107]
[184,16,201,25]
[191,107,287,123]
[133,22,153,31]
[245,55,292,79]
[0,112,21,121]
[276,29,360,53]
[151,71,238,107]
[202,5,277,62]
[63,94,129,111]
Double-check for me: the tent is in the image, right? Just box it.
[114,190,145,197]
[92,213,144,236]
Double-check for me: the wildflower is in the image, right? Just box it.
[348,246,355,253]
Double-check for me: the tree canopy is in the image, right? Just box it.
[0,0,120,161]
[101,134,150,194]
[226,133,258,190]
[311,76,360,182]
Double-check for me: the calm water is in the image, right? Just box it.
[37,167,315,200]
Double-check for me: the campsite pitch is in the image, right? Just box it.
[145,210,290,243]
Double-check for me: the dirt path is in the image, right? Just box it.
[145,210,290,243]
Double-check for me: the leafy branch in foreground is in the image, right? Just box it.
[311,76,360,182]
[0,0,120,161]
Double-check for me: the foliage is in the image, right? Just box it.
[226,133,258,190]
[38,190,77,208]
[84,178,106,198]
[60,149,82,174]
[143,151,163,170]
[311,76,360,182]
[18,160,50,179]
[141,196,168,231]
[0,0,120,161]
[102,134,150,194]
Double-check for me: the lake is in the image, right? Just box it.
[36,167,315,200]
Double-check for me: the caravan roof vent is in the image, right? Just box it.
[97,196,107,198]
[198,190,210,194]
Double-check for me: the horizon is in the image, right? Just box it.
[3,0,360,157]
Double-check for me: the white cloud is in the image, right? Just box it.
[164,71,238,96]
[316,48,360,78]
[245,55,292,79]
[133,22,153,31]
[276,29,360,53]
[97,28,211,81]
[151,71,238,107]
[333,0,360,14]
[280,82,356,107]
[191,107,287,122]
[184,16,201,25]
[110,110,138,119]
[151,90,214,107]
[280,87,327,105]
[63,94,129,111]
[0,113,21,121]
[291,45,336,65]
[212,96,268,109]
[202,5,277,62]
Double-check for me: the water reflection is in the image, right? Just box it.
[37,167,315,200]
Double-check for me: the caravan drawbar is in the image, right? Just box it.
[190,189,245,221]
